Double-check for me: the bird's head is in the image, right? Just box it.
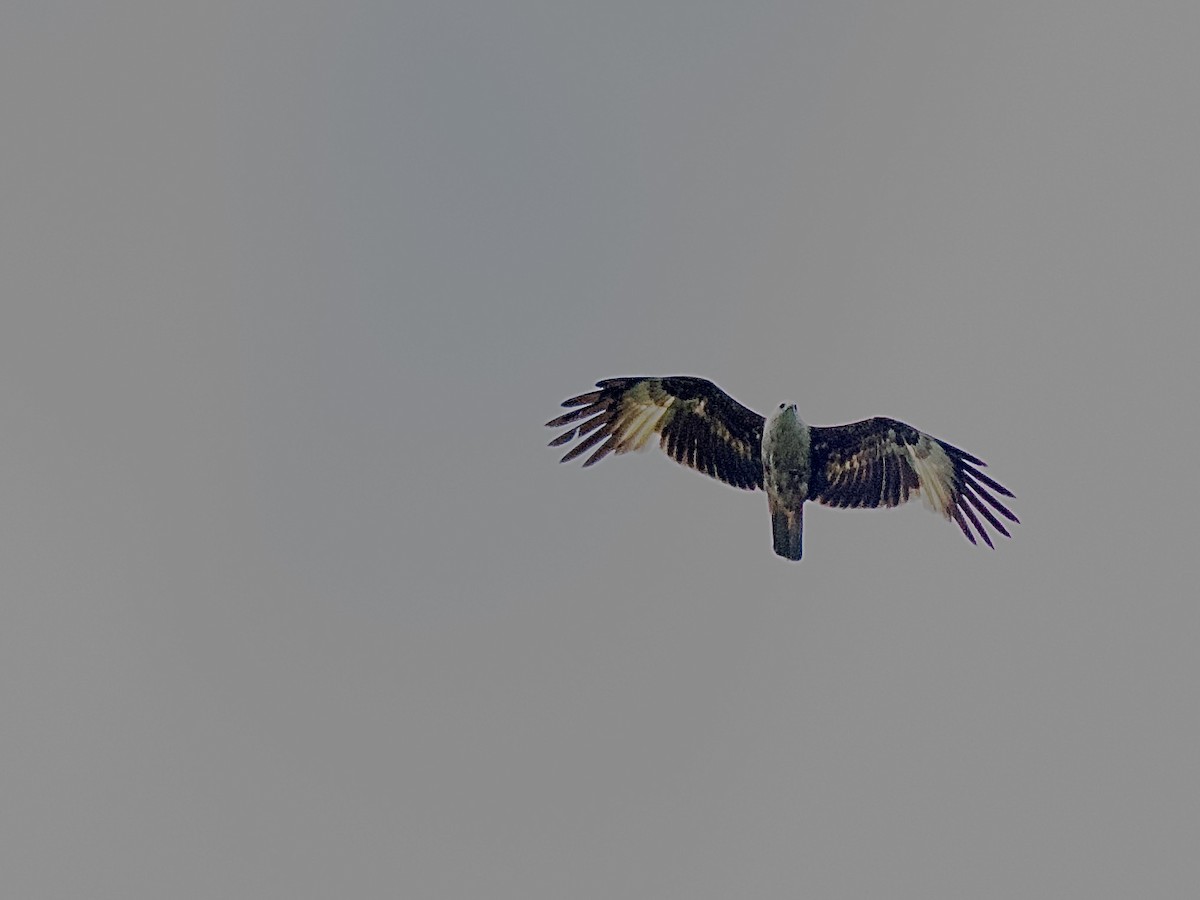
[768,402,801,430]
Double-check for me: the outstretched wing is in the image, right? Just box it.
[809,417,1018,547]
[546,376,765,490]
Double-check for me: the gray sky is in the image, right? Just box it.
[3,2,1199,897]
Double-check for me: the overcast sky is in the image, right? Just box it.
[3,2,1199,897]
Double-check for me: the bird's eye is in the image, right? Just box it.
[779,403,785,409]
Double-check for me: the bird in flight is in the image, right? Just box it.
[546,376,1018,561]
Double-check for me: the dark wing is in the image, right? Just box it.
[809,417,1019,547]
[546,376,764,490]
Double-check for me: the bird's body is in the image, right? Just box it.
[763,405,811,560]
[546,376,1017,561]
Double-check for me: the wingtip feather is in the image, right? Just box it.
[582,434,619,467]
[961,485,1012,540]
[951,506,978,545]
[561,389,603,408]
[962,464,1016,498]
[958,499,994,549]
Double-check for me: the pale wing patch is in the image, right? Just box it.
[612,389,676,454]
[904,436,956,517]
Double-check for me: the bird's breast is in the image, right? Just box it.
[762,415,812,502]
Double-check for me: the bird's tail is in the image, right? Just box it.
[769,498,803,561]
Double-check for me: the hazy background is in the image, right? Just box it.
[3,2,1199,897]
